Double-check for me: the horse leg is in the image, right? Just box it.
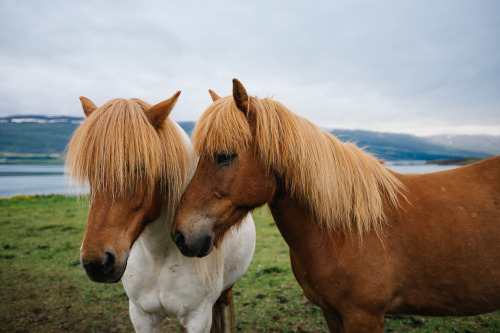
[321,306,385,333]
[129,300,163,333]
[321,308,344,333]
[211,286,235,333]
[180,300,213,333]
[340,309,385,333]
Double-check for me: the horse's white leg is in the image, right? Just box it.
[129,300,163,333]
[180,301,213,333]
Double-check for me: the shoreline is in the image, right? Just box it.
[426,158,484,166]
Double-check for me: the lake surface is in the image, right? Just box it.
[0,164,87,198]
[0,162,461,198]
[386,160,461,174]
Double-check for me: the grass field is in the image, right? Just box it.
[1,195,499,332]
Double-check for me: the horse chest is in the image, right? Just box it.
[123,246,211,316]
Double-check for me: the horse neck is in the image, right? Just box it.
[135,206,176,256]
[137,122,197,257]
[268,187,331,250]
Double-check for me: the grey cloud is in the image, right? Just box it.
[0,0,499,135]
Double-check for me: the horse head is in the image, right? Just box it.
[67,92,185,283]
[172,80,276,258]
[81,180,165,283]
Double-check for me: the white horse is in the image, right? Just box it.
[65,92,255,332]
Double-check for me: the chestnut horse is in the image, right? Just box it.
[65,93,256,333]
[172,79,500,332]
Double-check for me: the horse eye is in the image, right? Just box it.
[216,153,237,166]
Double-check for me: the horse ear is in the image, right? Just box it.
[146,91,181,129]
[208,89,221,102]
[79,97,98,117]
[232,78,249,116]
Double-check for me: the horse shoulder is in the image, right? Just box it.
[270,193,397,312]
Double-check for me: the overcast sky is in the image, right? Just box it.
[1,0,499,136]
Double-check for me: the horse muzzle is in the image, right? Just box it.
[80,250,127,283]
[173,230,214,258]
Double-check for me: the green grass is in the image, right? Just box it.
[1,195,499,332]
[0,195,133,332]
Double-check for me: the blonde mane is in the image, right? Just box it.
[194,96,405,236]
[65,98,190,214]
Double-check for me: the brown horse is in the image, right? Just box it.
[172,79,500,332]
[65,93,256,332]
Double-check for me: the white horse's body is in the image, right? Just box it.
[121,124,256,332]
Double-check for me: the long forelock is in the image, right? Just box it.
[192,96,252,159]
[65,98,190,209]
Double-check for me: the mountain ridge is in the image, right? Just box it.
[0,115,497,162]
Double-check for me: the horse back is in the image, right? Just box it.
[386,155,500,315]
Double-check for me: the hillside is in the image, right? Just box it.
[0,115,495,163]
[0,116,82,155]
[425,134,500,156]
[329,129,492,161]
[0,116,195,162]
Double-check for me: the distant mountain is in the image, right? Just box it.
[329,129,492,161]
[0,116,82,155]
[0,116,196,156]
[178,121,195,137]
[424,134,500,157]
[0,115,84,125]
[0,115,496,162]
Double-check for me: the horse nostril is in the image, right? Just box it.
[102,251,116,274]
[197,235,213,258]
[174,231,186,252]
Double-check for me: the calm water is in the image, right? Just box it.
[386,161,461,174]
[0,162,460,198]
[0,164,87,198]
